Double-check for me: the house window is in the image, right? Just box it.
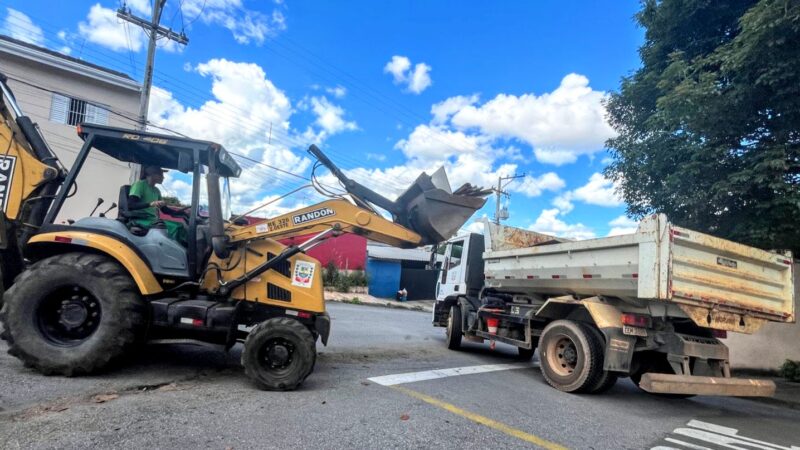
[49,93,109,126]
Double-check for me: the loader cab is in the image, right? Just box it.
[35,124,241,282]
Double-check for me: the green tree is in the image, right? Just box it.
[605,0,800,254]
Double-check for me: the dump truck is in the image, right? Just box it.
[0,74,488,390]
[432,216,795,397]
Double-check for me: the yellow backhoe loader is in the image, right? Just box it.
[0,74,488,390]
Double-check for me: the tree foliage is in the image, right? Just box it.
[605,0,800,254]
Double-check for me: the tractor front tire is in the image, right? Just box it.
[0,253,146,376]
[242,317,316,391]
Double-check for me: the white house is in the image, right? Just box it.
[0,34,140,222]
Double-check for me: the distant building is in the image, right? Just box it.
[366,243,436,300]
[0,35,140,222]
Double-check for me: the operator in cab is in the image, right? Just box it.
[127,165,187,245]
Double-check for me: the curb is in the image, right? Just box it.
[325,297,433,313]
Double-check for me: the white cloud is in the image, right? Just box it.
[431,94,479,125]
[366,153,386,162]
[550,172,623,213]
[2,8,45,46]
[461,220,485,236]
[529,209,595,240]
[552,192,574,215]
[607,215,639,236]
[148,58,363,213]
[394,124,484,161]
[512,173,565,197]
[384,55,411,82]
[572,172,623,207]
[308,96,357,135]
[383,55,432,94]
[326,85,347,98]
[443,73,615,165]
[181,0,286,45]
[126,0,152,15]
[78,4,145,52]
[149,59,292,149]
[408,62,432,94]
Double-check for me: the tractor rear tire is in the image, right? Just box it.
[242,317,316,391]
[446,305,462,350]
[539,320,604,393]
[0,253,146,376]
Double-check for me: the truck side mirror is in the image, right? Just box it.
[177,153,193,173]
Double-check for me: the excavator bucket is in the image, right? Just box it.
[393,167,488,245]
[307,145,489,245]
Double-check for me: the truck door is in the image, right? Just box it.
[436,238,466,300]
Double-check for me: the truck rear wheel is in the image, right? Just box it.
[539,320,604,393]
[446,305,462,350]
[0,253,145,376]
[584,326,617,393]
[242,317,316,391]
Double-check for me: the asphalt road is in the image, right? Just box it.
[1,302,798,449]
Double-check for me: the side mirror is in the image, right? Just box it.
[177,152,193,173]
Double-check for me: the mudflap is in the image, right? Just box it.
[600,327,636,372]
[315,312,330,346]
[639,373,776,397]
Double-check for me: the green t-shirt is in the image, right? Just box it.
[128,179,161,228]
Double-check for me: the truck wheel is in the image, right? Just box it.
[584,326,617,394]
[242,317,316,391]
[539,320,604,393]
[446,305,462,350]
[0,253,145,376]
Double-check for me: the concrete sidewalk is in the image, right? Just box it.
[325,291,435,313]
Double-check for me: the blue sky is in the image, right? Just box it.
[1,0,645,238]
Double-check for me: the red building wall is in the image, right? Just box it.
[278,233,367,270]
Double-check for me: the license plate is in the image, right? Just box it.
[622,325,647,337]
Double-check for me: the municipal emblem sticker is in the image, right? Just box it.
[291,261,315,288]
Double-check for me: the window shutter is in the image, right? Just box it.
[49,93,68,124]
[95,106,109,125]
[84,103,109,125]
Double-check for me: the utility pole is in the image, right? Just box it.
[493,174,525,224]
[117,1,188,130]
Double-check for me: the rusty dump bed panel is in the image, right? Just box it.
[669,225,795,322]
[482,214,795,328]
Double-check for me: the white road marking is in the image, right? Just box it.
[367,363,535,386]
[664,437,712,450]
[652,420,800,450]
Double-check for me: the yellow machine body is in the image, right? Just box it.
[202,238,326,314]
